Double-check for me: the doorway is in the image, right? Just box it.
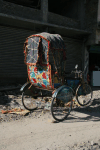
[89,53,100,86]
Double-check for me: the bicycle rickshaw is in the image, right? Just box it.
[20,32,93,122]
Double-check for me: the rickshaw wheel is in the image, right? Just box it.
[51,97,73,122]
[22,92,37,111]
[76,83,93,106]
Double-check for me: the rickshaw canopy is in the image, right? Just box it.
[24,32,66,65]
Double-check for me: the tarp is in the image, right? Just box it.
[24,32,66,65]
[34,32,65,50]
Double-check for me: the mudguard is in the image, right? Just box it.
[52,85,73,103]
[52,85,68,98]
[20,82,31,92]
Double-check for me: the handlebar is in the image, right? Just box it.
[71,70,83,74]
[64,70,83,75]
[64,64,84,78]
[71,69,83,78]
[64,68,84,77]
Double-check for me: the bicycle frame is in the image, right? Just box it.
[65,72,87,96]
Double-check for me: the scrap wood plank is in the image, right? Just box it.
[1,108,30,116]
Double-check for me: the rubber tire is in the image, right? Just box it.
[76,83,93,106]
[22,92,37,111]
[51,97,73,122]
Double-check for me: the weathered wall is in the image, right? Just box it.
[77,0,85,30]
[48,12,80,29]
[97,0,100,22]
[85,0,98,45]
[41,0,48,22]
[61,0,79,20]
[0,0,42,21]
[0,0,80,29]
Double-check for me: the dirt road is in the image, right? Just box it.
[0,87,100,150]
[0,108,100,150]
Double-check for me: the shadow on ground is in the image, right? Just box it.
[0,90,21,108]
[0,94,12,105]
[65,97,100,123]
[0,86,100,123]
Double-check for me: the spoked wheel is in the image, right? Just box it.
[76,83,93,106]
[51,86,73,122]
[51,98,73,122]
[22,92,37,111]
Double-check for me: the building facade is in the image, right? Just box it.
[0,0,99,85]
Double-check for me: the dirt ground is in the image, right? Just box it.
[0,86,100,150]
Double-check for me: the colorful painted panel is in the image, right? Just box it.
[28,65,52,89]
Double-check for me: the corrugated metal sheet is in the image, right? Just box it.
[63,37,83,73]
[0,25,36,80]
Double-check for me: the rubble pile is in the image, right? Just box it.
[0,86,100,123]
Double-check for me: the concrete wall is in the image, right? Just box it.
[48,12,80,29]
[41,0,48,22]
[61,0,79,20]
[48,0,85,30]
[0,0,99,46]
[0,0,42,21]
[96,0,100,44]
[0,0,80,29]
[97,0,100,22]
[77,0,85,30]
[85,0,98,45]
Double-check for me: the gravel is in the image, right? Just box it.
[69,140,100,150]
[0,86,100,150]
[0,86,100,122]
[0,87,52,123]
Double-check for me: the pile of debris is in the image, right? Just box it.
[0,84,91,123]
